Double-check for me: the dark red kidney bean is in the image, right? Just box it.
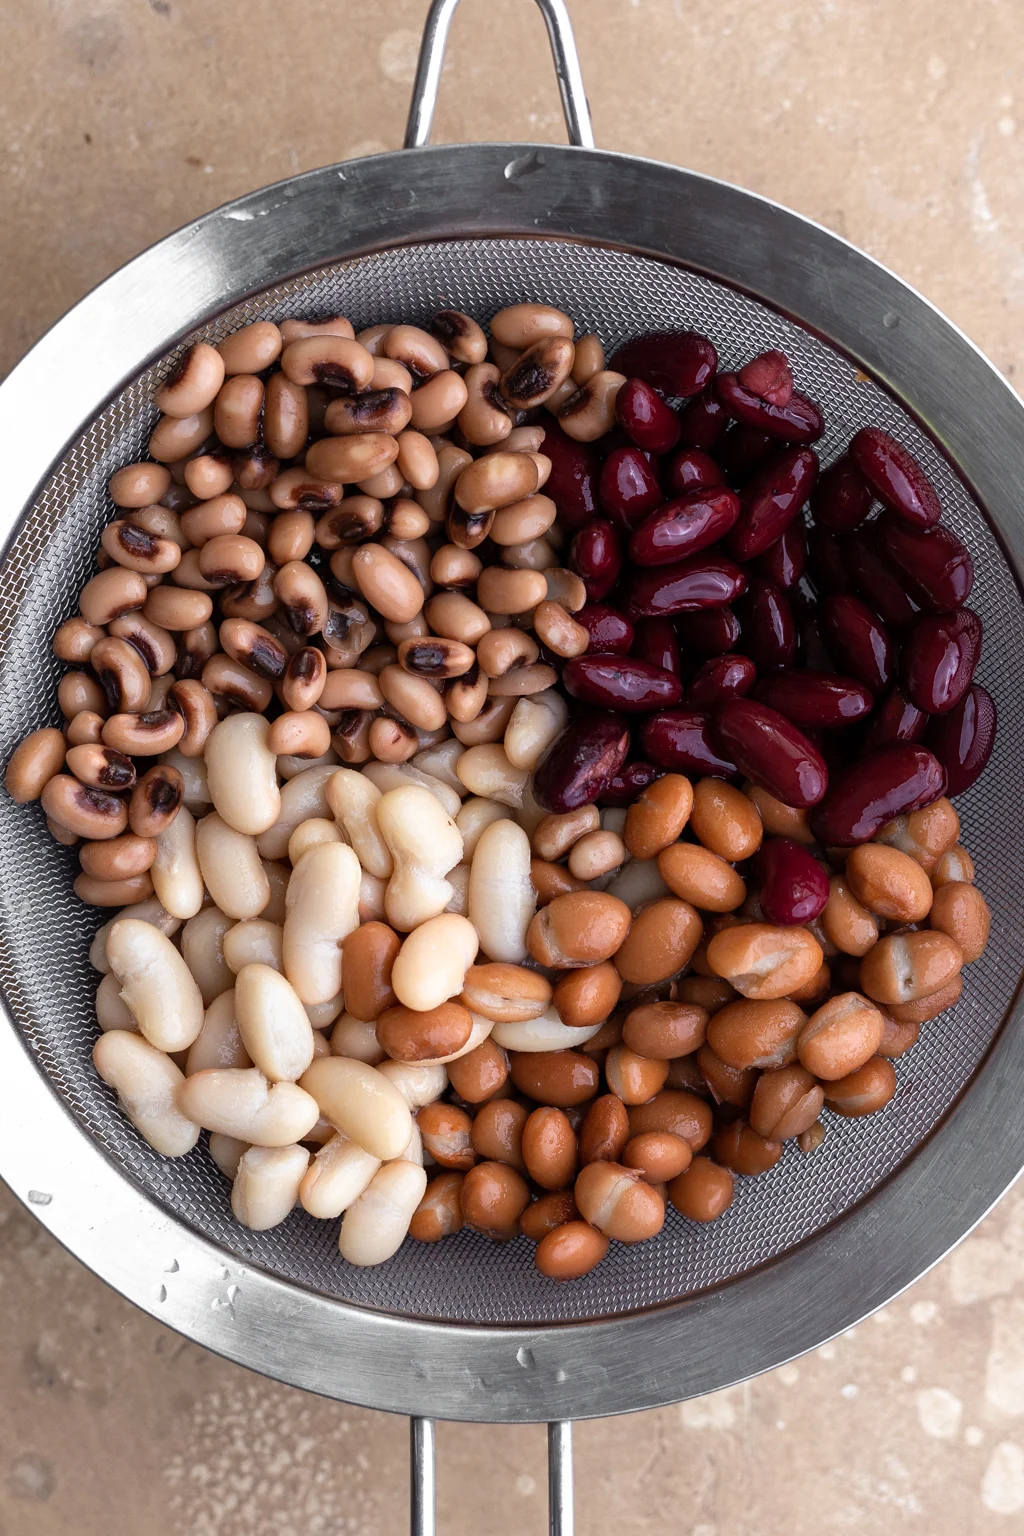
[633,618,680,677]
[730,448,819,561]
[714,374,824,444]
[685,654,757,709]
[676,606,741,657]
[810,453,874,533]
[850,427,941,529]
[641,710,737,776]
[797,613,836,673]
[598,760,662,807]
[576,605,634,655]
[809,743,946,845]
[666,447,726,497]
[878,517,974,614]
[540,423,599,534]
[924,683,996,796]
[820,593,895,693]
[615,377,682,453]
[719,426,775,485]
[861,686,928,752]
[598,446,663,530]
[570,519,622,603]
[562,655,682,713]
[712,699,828,807]
[629,486,741,568]
[757,521,806,591]
[806,527,851,595]
[843,527,920,629]
[756,838,830,925]
[608,331,718,398]
[737,350,793,408]
[753,669,874,728]
[677,391,729,451]
[738,579,796,672]
[534,711,631,813]
[628,556,747,618]
[902,607,982,715]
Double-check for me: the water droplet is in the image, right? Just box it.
[27,1190,52,1206]
[164,1259,180,1273]
[504,150,547,184]
[156,1285,167,1303]
[555,1367,568,1383]
[883,311,901,329]
[516,1346,536,1370]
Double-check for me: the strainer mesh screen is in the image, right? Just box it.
[0,239,1020,1326]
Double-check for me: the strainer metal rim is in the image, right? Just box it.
[2,140,1024,1423]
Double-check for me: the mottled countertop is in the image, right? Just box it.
[3,1,1024,1531]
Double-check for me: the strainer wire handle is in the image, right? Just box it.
[404,0,595,150]
[409,1418,575,1534]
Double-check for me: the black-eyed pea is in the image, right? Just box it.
[143,585,213,630]
[41,774,128,841]
[281,648,327,713]
[558,371,627,442]
[155,342,225,417]
[428,309,487,365]
[500,335,576,409]
[53,617,105,665]
[66,711,106,747]
[79,832,156,882]
[80,567,149,627]
[184,452,235,501]
[531,599,589,658]
[378,666,447,733]
[6,728,67,803]
[358,460,405,499]
[109,461,173,508]
[384,324,448,378]
[490,303,573,349]
[268,710,333,760]
[283,316,356,346]
[426,595,492,649]
[385,500,431,542]
[74,871,155,907]
[148,407,214,464]
[571,333,605,384]
[217,320,282,375]
[456,363,513,446]
[100,519,182,577]
[544,567,587,613]
[928,881,991,963]
[476,566,548,615]
[213,373,264,449]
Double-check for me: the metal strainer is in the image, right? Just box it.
[2,0,1024,1529]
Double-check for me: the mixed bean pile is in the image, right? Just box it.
[4,300,996,1281]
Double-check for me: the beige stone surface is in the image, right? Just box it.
[2,0,1024,1531]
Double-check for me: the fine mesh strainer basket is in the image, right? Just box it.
[2,1,1024,1530]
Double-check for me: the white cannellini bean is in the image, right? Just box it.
[606,857,672,913]
[490,1009,604,1052]
[298,1057,412,1160]
[160,746,211,810]
[106,918,205,1052]
[377,785,463,932]
[305,991,345,1029]
[326,770,393,880]
[445,863,470,915]
[96,971,138,1033]
[205,712,281,836]
[468,819,535,963]
[89,897,181,974]
[151,804,205,920]
[181,905,234,1005]
[208,1131,248,1179]
[195,812,270,920]
[223,918,284,974]
[310,1028,331,1059]
[338,1159,427,1266]
[282,841,361,1004]
[255,764,339,860]
[278,747,339,780]
[360,760,462,818]
[503,688,569,770]
[231,1143,310,1230]
[375,1059,448,1111]
[454,797,512,860]
[304,1112,337,1145]
[358,870,387,923]
[512,775,548,838]
[261,859,290,925]
[185,988,251,1075]
[298,1132,381,1218]
[330,1013,386,1064]
[455,744,528,808]
[178,1067,320,1144]
[390,913,479,1011]
[234,963,316,1081]
[93,1031,200,1156]
[401,1119,424,1166]
[411,738,465,794]
[287,816,343,866]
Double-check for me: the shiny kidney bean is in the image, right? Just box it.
[711,699,828,808]
[575,604,634,655]
[810,453,874,533]
[730,447,819,560]
[902,607,981,715]
[675,606,741,657]
[608,330,717,397]
[563,655,682,713]
[677,391,729,451]
[534,711,631,813]
[597,760,662,807]
[738,349,793,407]
[849,426,941,528]
[924,683,996,796]
[843,526,920,629]
[753,669,874,728]
[757,521,806,591]
[714,373,824,444]
[628,555,748,617]
[629,486,740,567]
[737,579,796,672]
[641,711,737,776]
[861,686,928,752]
[796,612,836,673]
[539,423,599,534]
[806,526,850,596]
[569,519,622,603]
[878,517,974,614]
[719,426,775,484]
[632,618,680,677]
[820,593,895,693]
[598,446,664,529]
[615,377,682,453]
[756,838,830,925]
[810,743,947,845]
[685,655,757,709]
[665,447,726,496]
